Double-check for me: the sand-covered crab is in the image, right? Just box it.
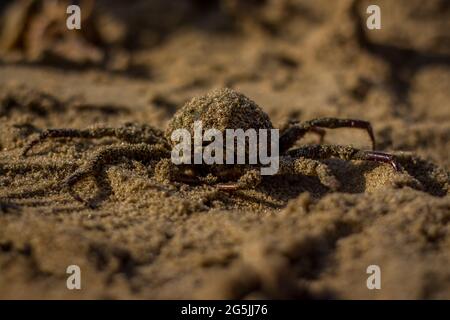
[22,88,399,202]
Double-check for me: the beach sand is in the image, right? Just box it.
[0,0,449,299]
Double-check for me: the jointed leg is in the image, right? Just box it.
[288,144,399,171]
[281,120,326,145]
[63,143,170,202]
[309,127,326,144]
[280,118,376,153]
[22,123,167,156]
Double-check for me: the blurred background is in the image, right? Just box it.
[1,0,449,167]
[0,0,449,300]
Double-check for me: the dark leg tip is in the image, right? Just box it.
[390,160,402,172]
[367,151,401,172]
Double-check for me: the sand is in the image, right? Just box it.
[0,0,449,299]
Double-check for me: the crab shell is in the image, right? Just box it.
[165,88,275,179]
[165,88,273,142]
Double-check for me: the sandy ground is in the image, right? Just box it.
[0,0,449,299]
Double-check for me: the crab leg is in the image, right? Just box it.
[288,144,399,171]
[280,118,376,152]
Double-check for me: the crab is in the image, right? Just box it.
[22,88,399,203]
